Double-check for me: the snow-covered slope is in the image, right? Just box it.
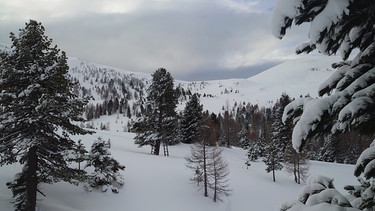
[177,55,339,113]
[67,54,339,115]
[0,130,357,211]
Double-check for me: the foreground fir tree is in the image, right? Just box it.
[85,137,125,193]
[180,93,203,144]
[0,20,92,210]
[272,0,375,210]
[134,68,178,156]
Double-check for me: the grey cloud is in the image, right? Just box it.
[0,0,308,80]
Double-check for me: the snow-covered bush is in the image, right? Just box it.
[281,175,358,211]
[85,137,125,193]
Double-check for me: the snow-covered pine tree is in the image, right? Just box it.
[86,137,125,193]
[0,20,92,210]
[317,134,336,162]
[273,0,375,152]
[180,93,203,144]
[246,140,265,162]
[238,126,250,149]
[263,140,283,182]
[271,93,293,159]
[134,68,178,156]
[273,0,375,209]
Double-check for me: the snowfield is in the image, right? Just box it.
[0,130,357,211]
[67,54,340,115]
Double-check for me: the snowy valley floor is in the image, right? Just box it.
[0,130,358,211]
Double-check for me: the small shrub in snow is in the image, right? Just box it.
[85,137,125,193]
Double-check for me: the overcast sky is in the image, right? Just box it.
[0,0,310,80]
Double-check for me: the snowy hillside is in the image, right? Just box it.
[68,54,340,115]
[181,55,339,113]
[0,129,358,211]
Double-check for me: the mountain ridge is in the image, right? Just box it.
[0,44,339,113]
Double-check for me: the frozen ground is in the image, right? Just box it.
[0,130,358,211]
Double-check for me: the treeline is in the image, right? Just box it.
[70,62,374,165]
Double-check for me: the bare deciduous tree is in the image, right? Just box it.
[207,146,231,202]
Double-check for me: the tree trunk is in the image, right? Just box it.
[213,175,217,202]
[293,155,297,183]
[154,140,161,155]
[26,146,38,211]
[203,143,208,197]
[297,154,301,184]
[272,168,276,182]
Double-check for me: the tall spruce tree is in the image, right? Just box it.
[271,93,293,158]
[134,68,178,156]
[180,93,203,144]
[0,20,92,210]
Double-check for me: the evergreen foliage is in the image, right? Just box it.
[273,0,375,209]
[237,126,250,149]
[271,93,293,159]
[0,20,92,210]
[246,140,265,162]
[134,68,178,155]
[280,175,354,210]
[86,137,125,193]
[263,140,283,182]
[317,135,336,162]
[180,93,203,144]
[275,0,375,151]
